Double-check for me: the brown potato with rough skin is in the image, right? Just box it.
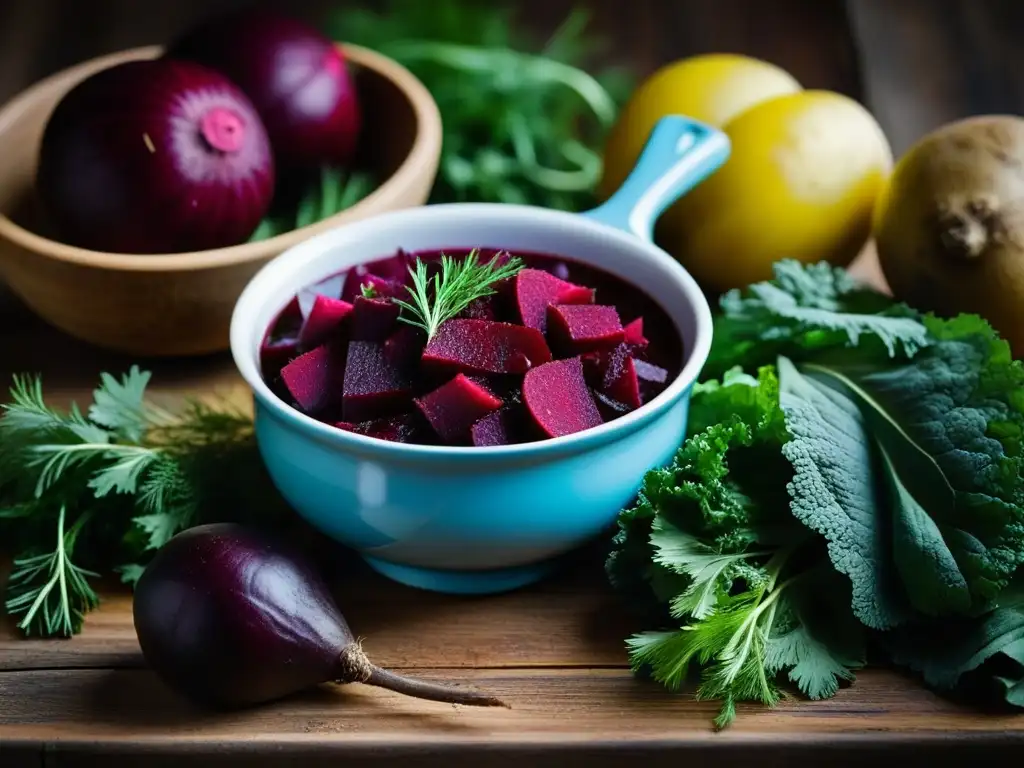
[873,115,1024,356]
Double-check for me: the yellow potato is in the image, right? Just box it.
[598,54,802,200]
[660,90,894,293]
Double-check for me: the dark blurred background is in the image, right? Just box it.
[0,0,1021,156]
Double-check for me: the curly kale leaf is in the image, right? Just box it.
[606,366,795,606]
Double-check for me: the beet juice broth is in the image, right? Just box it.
[258,247,685,447]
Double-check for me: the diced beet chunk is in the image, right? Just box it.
[297,274,345,318]
[260,336,299,378]
[342,341,413,422]
[600,345,642,409]
[635,359,671,403]
[280,342,346,414]
[635,359,669,384]
[273,296,303,337]
[548,304,624,354]
[298,295,353,349]
[357,273,404,300]
[422,319,552,375]
[351,296,400,342]
[523,357,603,438]
[514,268,595,332]
[366,250,413,283]
[340,265,371,302]
[415,374,503,444]
[384,325,426,368]
[580,350,605,385]
[623,317,649,352]
[336,413,422,443]
[471,409,513,447]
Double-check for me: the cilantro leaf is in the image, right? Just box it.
[88,366,152,442]
[650,518,769,620]
[705,260,929,380]
[763,568,864,700]
[628,562,862,730]
[115,563,146,586]
[87,446,160,497]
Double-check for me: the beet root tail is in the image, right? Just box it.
[337,643,510,708]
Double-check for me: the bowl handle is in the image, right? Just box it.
[583,115,730,242]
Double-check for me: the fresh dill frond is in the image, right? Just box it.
[132,457,197,550]
[0,368,283,638]
[394,249,523,339]
[1,373,109,443]
[5,506,100,638]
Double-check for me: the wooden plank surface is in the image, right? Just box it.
[847,0,1024,155]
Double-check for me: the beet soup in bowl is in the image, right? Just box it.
[230,116,729,594]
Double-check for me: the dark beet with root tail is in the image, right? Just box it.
[132,523,508,710]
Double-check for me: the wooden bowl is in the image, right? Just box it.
[0,44,442,357]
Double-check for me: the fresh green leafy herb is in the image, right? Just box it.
[4,506,99,637]
[880,577,1024,707]
[249,167,376,243]
[329,0,631,211]
[610,367,864,729]
[0,367,288,637]
[609,259,1024,728]
[704,260,929,380]
[394,249,524,339]
[360,282,378,299]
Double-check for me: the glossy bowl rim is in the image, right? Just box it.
[230,202,713,460]
[0,43,443,272]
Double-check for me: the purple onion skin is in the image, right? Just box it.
[132,523,508,710]
[37,59,275,254]
[166,10,363,172]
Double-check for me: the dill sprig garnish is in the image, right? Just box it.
[394,249,524,339]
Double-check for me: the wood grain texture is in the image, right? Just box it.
[3,668,1024,759]
[846,0,1024,155]
[0,552,632,672]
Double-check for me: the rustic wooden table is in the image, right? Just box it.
[4,1,1024,764]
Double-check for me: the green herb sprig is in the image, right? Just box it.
[249,167,376,243]
[609,259,1024,729]
[0,368,287,637]
[394,249,523,339]
[329,0,632,211]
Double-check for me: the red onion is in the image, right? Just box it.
[166,10,362,172]
[37,59,275,254]
[132,523,508,710]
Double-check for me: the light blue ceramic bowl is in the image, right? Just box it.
[229,116,729,595]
